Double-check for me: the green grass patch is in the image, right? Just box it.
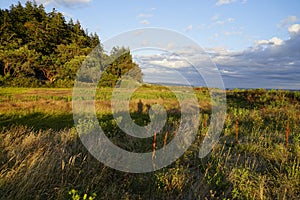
[0,86,300,199]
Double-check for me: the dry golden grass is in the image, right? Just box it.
[0,87,300,199]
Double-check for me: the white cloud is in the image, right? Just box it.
[137,53,190,69]
[137,13,153,18]
[216,0,247,6]
[210,14,224,25]
[269,37,284,46]
[256,37,284,46]
[133,54,189,85]
[139,20,150,25]
[35,0,92,6]
[288,24,300,34]
[136,12,154,25]
[206,47,229,54]
[256,39,269,45]
[224,31,242,36]
[150,59,189,69]
[185,24,193,32]
[278,16,298,28]
[216,0,236,6]
[142,67,172,74]
[211,14,220,22]
[227,18,235,23]
[211,15,235,25]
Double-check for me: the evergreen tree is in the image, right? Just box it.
[0,1,142,87]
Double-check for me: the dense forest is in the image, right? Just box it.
[0,1,142,87]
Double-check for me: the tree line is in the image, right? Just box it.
[0,1,142,87]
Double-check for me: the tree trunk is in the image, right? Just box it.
[3,61,9,76]
[41,68,56,83]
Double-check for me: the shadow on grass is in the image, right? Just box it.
[0,112,74,131]
[0,106,182,132]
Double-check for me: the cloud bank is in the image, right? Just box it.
[210,23,300,89]
[133,24,300,89]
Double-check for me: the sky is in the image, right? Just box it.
[1,0,300,89]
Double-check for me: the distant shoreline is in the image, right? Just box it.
[143,82,300,91]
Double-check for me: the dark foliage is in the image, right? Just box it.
[0,1,142,87]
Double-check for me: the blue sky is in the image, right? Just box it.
[1,0,300,89]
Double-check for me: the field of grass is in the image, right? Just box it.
[0,86,299,199]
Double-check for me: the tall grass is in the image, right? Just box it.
[0,87,300,199]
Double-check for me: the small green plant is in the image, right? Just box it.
[68,189,97,200]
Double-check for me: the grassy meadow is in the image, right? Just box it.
[0,86,299,199]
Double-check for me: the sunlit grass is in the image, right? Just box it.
[0,86,299,199]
